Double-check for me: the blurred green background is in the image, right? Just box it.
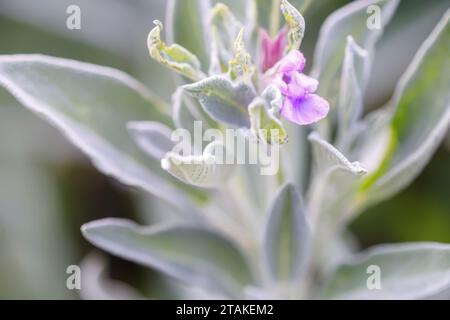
[0,0,449,299]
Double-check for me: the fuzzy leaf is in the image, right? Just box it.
[249,96,287,145]
[212,0,246,21]
[0,54,200,215]
[209,3,243,75]
[361,10,450,206]
[243,0,260,59]
[253,0,311,34]
[281,0,305,51]
[312,0,399,106]
[324,243,450,299]
[351,110,391,174]
[147,20,205,81]
[162,141,234,188]
[127,121,175,160]
[263,183,311,282]
[229,28,255,80]
[82,218,253,297]
[183,75,255,127]
[309,132,367,176]
[337,36,371,148]
[262,84,283,115]
[306,132,367,225]
[172,86,217,135]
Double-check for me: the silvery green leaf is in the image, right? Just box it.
[166,0,210,67]
[247,0,313,63]
[308,132,367,176]
[229,28,255,81]
[209,28,224,76]
[212,0,246,21]
[249,97,287,145]
[262,84,283,115]
[281,0,305,51]
[253,0,311,37]
[323,242,450,299]
[233,162,271,214]
[172,86,217,134]
[263,183,311,283]
[147,20,205,81]
[312,0,399,106]
[0,54,199,216]
[209,3,243,75]
[162,141,235,188]
[307,132,367,226]
[183,75,255,127]
[361,10,450,206]
[127,121,175,160]
[351,109,391,173]
[337,36,371,149]
[82,218,254,297]
[243,0,260,59]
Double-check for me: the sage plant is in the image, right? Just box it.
[0,0,449,299]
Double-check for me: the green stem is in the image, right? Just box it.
[269,0,281,37]
[276,149,285,186]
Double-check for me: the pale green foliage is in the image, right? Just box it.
[148,20,205,81]
[249,94,288,145]
[1,0,449,300]
[281,0,305,51]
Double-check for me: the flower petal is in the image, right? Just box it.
[261,27,288,72]
[261,29,272,56]
[278,50,305,73]
[294,73,318,93]
[281,94,330,125]
[281,72,319,98]
[272,74,288,93]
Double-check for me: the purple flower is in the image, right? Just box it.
[261,27,288,73]
[273,50,329,125]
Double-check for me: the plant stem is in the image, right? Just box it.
[276,148,285,186]
[269,0,281,37]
